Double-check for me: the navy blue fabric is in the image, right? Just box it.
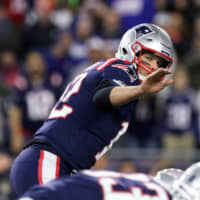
[10,78,61,137]
[19,170,171,200]
[10,145,73,198]
[34,59,139,170]
[10,58,140,197]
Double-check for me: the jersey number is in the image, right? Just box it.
[48,72,88,119]
[98,174,169,200]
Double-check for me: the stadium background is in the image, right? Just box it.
[0,0,200,199]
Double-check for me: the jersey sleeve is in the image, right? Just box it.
[99,60,139,87]
[101,65,131,86]
[92,60,139,108]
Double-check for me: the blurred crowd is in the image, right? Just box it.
[0,0,200,198]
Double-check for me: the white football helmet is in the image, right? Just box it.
[154,168,184,190]
[115,23,174,80]
[172,162,200,200]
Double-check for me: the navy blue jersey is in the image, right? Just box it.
[19,170,171,200]
[11,77,61,137]
[162,88,199,135]
[34,58,140,169]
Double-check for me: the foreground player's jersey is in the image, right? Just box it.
[35,58,139,169]
[20,170,172,200]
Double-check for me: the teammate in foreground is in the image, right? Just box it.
[10,23,174,197]
[18,162,200,200]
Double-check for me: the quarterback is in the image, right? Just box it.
[10,23,174,197]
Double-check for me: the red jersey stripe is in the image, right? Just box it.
[96,58,119,71]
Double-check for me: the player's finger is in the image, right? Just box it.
[162,69,171,75]
[157,68,171,76]
[163,78,173,87]
[149,69,169,82]
[151,68,171,78]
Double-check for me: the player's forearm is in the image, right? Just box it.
[109,85,144,106]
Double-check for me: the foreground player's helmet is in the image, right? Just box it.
[172,162,200,200]
[115,23,174,79]
[154,168,184,190]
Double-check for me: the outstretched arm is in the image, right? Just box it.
[110,68,173,106]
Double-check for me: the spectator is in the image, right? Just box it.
[193,15,200,35]
[153,11,191,60]
[20,0,58,57]
[102,39,118,59]
[50,2,74,30]
[0,82,13,199]
[0,2,21,52]
[100,9,122,39]
[0,50,21,89]
[172,0,196,22]
[109,0,156,31]
[127,95,159,148]
[70,36,105,78]
[42,30,73,84]
[159,67,199,152]
[82,1,109,36]
[0,81,12,152]
[154,0,170,11]
[193,0,200,13]
[4,0,27,26]
[183,34,200,90]
[69,13,95,65]
[9,52,62,154]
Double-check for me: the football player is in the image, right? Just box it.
[10,23,174,197]
[18,163,200,200]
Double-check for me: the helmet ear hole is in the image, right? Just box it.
[122,48,127,55]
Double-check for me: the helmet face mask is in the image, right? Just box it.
[115,23,173,81]
[154,163,200,200]
[154,168,184,191]
[172,162,200,200]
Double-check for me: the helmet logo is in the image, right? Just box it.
[135,25,153,39]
